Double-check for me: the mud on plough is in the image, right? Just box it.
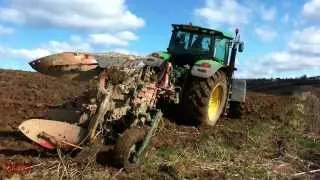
[17,52,175,169]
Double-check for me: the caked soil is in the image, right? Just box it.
[0,68,319,179]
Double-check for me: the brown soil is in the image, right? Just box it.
[0,69,90,130]
[0,68,319,179]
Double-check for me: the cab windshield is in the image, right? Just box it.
[168,30,213,57]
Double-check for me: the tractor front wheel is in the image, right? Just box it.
[182,70,228,126]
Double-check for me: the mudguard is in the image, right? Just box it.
[230,79,246,102]
[191,60,224,78]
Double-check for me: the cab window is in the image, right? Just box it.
[214,38,227,61]
[190,34,211,52]
[175,31,190,50]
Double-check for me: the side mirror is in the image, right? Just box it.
[238,42,244,52]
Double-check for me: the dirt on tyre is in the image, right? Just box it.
[112,127,148,170]
[182,70,228,126]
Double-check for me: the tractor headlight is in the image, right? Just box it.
[200,63,211,68]
[195,63,211,68]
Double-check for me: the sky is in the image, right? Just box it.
[0,0,319,78]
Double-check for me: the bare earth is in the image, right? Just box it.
[0,69,319,179]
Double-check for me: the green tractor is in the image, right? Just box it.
[143,23,246,126]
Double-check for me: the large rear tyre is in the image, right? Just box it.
[113,127,148,170]
[182,70,228,126]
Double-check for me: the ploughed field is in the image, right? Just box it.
[0,68,319,179]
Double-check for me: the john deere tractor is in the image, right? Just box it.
[143,23,246,126]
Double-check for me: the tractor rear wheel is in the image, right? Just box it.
[182,70,228,126]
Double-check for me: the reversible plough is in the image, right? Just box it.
[18,54,175,168]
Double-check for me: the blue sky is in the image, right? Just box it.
[0,0,319,78]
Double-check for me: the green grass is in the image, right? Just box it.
[138,100,320,179]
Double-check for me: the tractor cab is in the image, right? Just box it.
[167,24,235,66]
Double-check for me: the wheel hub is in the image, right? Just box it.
[208,85,222,122]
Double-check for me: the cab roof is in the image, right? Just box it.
[172,24,234,40]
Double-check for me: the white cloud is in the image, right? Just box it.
[0,0,145,31]
[44,36,92,54]
[288,26,320,55]
[0,1,145,66]
[116,31,139,41]
[0,8,22,23]
[89,34,128,46]
[254,26,278,42]
[236,26,320,78]
[260,6,276,21]
[0,45,50,60]
[45,40,91,53]
[0,29,140,63]
[302,0,320,19]
[236,52,320,78]
[194,0,250,27]
[89,31,138,46]
[0,36,92,60]
[0,24,14,35]
[262,51,320,71]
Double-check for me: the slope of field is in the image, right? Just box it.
[0,69,319,179]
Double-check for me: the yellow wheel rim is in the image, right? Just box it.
[208,85,222,121]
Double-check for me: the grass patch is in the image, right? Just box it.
[138,98,319,179]
[194,132,236,162]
